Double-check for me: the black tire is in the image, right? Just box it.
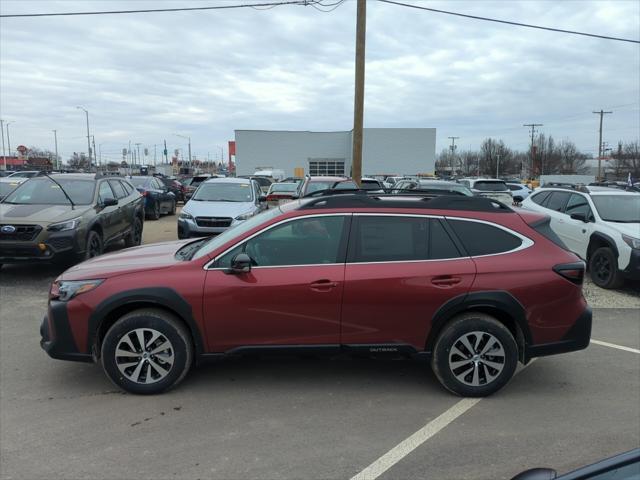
[431,312,518,397]
[84,230,103,260]
[101,308,193,395]
[148,202,160,220]
[177,229,188,240]
[589,247,624,289]
[168,200,176,216]
[124,216,143,247]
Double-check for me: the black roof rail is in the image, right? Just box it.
[299,193,514,212]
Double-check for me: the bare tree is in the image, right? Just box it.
[69,152,90,170]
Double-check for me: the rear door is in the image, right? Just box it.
[341,215,476,350]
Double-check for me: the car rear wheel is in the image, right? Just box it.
[124,217,143,247]
[84,230,103,260]
[589,247,624,289]
[101,309,193,395]
[431,312,518,397]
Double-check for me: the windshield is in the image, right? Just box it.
[269,183,298,193]
[192,207,283,259]
[8,171,37,178]
[592,195,640,222]
[307,181,339,194]
[192,182,254,202]
[474,181,508,192]
[129,177,152,188]
[3,177,95,205]
[0,182,21,197]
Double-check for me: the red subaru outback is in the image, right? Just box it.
[41,194,591,396]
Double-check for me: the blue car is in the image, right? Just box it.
[128,176,176,220]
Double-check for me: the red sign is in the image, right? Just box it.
[16,145,28,154]
[228,140,236,172]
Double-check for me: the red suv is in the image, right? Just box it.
[41,194,591,396]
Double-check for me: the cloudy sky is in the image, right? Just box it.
[1,0,638,165]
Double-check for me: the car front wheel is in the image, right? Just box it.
[431,312,518,397]
[101,309,193,395]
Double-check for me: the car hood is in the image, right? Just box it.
[183,200,255,218]
[59,239,194,281]
[602,221,640,237]
[0,203,92,224]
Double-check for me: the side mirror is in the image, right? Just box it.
[570,212,588,223]
[227,253,252,274]
[259,195,267,202]
[510,468,557,480]
[102,197,118,207]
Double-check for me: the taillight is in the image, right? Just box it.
[553,262,585,285]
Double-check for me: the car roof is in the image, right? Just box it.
[589,188,639,196]
[203,177,252,184]
[46,173,96,181]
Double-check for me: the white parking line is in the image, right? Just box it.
[350,361,536,480]
[591,339,640,354]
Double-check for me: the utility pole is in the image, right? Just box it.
[523,123,543,179]
[351,0,366,186]
[448,136,459,176]
[53,130,59,170]
[6,121,13,159]
[593,110,612,181]
[154,144,157,167]
[135,143,142,167]
[164,140,168,164]
[0,119,6,170]
[91,136,97,170]
[496,153,501,179]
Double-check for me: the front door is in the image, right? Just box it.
[96,181,120,242]
[561,193,594,259]
[341,215,476,350]
[202,214,350,352]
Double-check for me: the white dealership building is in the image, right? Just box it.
[234,128,436,178]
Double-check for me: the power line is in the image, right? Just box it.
[0,1,310,18]
[377,0,640,44]
[309,0,347,12]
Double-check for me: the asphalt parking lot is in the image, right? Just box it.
[1,212,639,480]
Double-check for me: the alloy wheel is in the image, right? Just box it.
[115,328,174,384]
[593,253,611,283]
[448,331,506,387]
[88,235,101,258]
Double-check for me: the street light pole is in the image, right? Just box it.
[0,119,6,170]
[174,134,192,171]
[53,130,59,170]
[77,106,92,166]
[6,121,13,158]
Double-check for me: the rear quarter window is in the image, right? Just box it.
[545,192,572,212]
[448,219,523,256]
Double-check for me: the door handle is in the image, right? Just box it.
[310,279,338,291]
[431,276,462,287]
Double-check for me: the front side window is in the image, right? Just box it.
[448,219,523,256]
[109,180,127,199]
[217,216,346,268]
[98,181,116,203]
[565,194,592,219]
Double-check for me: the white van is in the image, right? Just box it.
[253,169,285,181]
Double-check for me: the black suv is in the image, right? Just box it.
[0,174,145,267]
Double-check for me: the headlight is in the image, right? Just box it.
[622,235,640,250]
[179,212,194,220]
[47,217,81,232]
[235,212,254,221]
[52,279,104,302]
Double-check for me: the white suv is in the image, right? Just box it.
[521,186,640,288]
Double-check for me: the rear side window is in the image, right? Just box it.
[531,191,551,205]
[448,219,522,256]
[353,216,428,262]
[429,219,461,259]
[545,192,571,212]
[121,181,134,195]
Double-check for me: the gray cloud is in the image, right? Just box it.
[0,0,638,164]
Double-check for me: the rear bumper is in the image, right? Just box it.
[622,249,640,281]
[40,302,93,363]
[524,306,592,362]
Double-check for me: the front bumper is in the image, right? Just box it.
[524,306,592,362]
[40,301,93,363]
[0,230,81,264]
[622,248,640,281]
